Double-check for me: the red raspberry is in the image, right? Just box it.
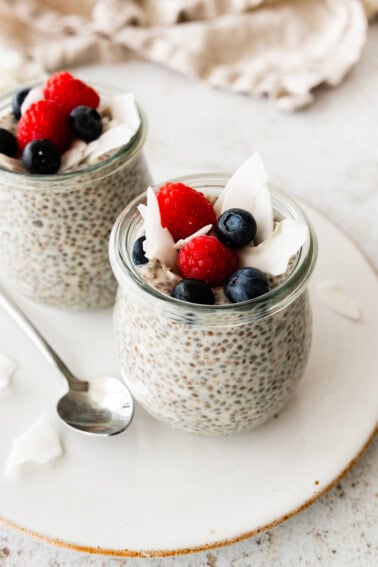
[178,235,239,287]
[17,100,71,153]
[157,182,216,241]
[43,71,100,115]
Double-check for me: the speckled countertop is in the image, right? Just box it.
[0,24,377,567]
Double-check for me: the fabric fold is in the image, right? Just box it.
[0,0,373,109]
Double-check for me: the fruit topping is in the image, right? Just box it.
[239,218,308,276]
[68,106,103,142]
[225,267,269,303]
[215,208,257,248]
[132,236,148,265]
[171,279,215,305]
[11,87,31,120]
[215,153,273,244]
[17,100,71,153]
[22,140,61,174]
[177,235,239,287]
[0,128,18,157]
[4,72,142,174]
[157,182,216,241]
[43,71,100,114]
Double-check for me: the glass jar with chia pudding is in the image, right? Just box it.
[109,171,318,436]
[0,76,152,309]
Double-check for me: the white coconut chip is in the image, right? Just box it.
[174,224,212,250]
[214,153,274,244]
[60,140,88,172]
[316,281,361,321]
[98,94,113,113]
[110,93,141,132]
[20,87,44,115]
[0,354,17,390]
[5,414,63,476]
[0,154,24,173]
[239,218,308,276]
[85,123,136,164]
[138,187,176,268]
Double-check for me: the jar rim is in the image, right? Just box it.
[0,83,148,186]
[109,174,318,322]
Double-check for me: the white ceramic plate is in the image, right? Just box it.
[0,203,377,558]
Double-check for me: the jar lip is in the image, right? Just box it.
[109,174,318,320]
[0,83,148,185]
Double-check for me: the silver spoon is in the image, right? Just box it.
[0,285,134,436]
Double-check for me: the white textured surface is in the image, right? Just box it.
[0,25,377,567]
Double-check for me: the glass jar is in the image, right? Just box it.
[0,86,152,309]
[109,175,318,435]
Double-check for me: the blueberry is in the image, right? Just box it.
[22,140,61,174]
[69,106,103,142]
[132,236,148,265]
[171,279,215,305]
[225,267,269,303]
[215,208,257,248]
[0,128,18,158]
[11,87,31,120]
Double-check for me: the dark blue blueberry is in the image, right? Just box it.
[11,87,31,120]
[225,267,269,303]
[132,236,148,265]
[171,279,215,305]
[69,106,103,142]
[0,128,18,158]
[22,140,61,174]
[215,208,257,248]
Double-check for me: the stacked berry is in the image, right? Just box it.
[0,71,103,174]
[133,182,269,305]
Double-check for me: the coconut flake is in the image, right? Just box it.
[317,281,361,321]
[85,123,136,164]
[60,140,87,172]
[5,414,63,476]
[0,154,24,173]
[0,354,17,390]
[84,93,141,163]
[239,218,308,276]
[20,87,44,115]
[138,187,176,268]
[110,93,141,132]
[214,153,273,244]
[174,224,212,250]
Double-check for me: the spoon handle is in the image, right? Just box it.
[0,285,85,390]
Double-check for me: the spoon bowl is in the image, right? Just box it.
[57,376,134,436]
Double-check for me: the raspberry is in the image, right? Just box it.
[178,235,239,287]
[157,182,216,241]
[43,71,100,115]
[17,100,71,153]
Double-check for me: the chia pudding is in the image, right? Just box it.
[0,75,152,309]
[109,169,317,435]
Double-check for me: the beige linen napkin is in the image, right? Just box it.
[0,0,373,109]
[363,0,378,18]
